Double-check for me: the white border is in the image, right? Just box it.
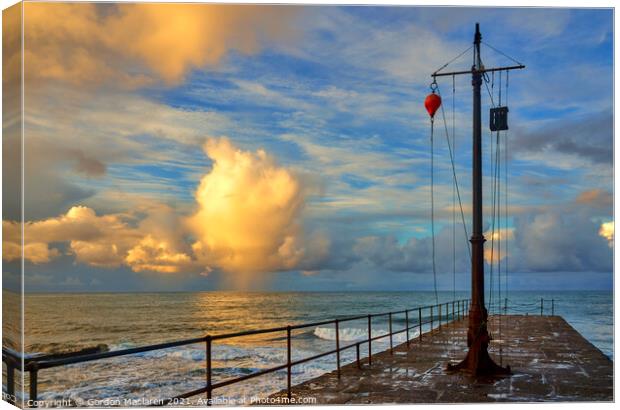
[0,2,616,410]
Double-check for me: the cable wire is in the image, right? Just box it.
[432,45,474,75]
[452,75,456,300]
[436,85,472,259]
[482,41,524,66]
[430,117,439,305]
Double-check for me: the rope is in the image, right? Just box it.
[497,72,503,364]
[484,67,496,311]
[436,85,472,259]
[492,72,503,319]
[482,59,497,108]
[502,70,510,363]
[493,126,502,361]
[452,75,456,300]
[433,45,474,75]
[482,41,524,66]
[489,130,499,314]
[430,117,439,305]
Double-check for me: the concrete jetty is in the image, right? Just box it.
[271,315,612,403]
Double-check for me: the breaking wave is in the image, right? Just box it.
[313,326,419,343]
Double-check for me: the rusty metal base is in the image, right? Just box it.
[446,331,511,377]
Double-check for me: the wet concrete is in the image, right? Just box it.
[271,315,612,403]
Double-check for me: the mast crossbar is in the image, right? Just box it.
[432,65,525,78]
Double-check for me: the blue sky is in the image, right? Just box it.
[2,4,613,292]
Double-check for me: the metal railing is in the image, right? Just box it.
[3,299,470,407]
[487,298,556,317]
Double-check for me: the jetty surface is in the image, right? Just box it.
[271,315,612,403]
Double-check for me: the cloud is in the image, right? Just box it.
[189,137,324,275]
[21,3,298,87]
[575,189,613,210]
[510,208,612,273]
[342,191,611,276]
[513,111,613,166]
[1,236,60,265]
[3,206,137,267]
[126,236,193,273]
[3,138,328,279]
[483,228,514,265]
[599,221,613,248]
[19,84,238,219]
[354,235,431,273]
[2,205,195,274]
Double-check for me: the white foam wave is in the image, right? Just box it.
[314,326,371,341]
[314,326,419,344]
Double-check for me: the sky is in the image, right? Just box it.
[2,3,614,292]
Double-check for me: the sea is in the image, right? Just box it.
[2,290,613,406]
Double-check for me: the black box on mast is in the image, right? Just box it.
[490,106,509,131]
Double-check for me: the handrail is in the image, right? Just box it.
[2,299,471,407]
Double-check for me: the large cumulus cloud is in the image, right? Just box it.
[3,138,328,278]
[189,138,328,275]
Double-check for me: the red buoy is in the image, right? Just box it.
[425,92,442,118]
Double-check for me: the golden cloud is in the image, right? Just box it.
[2,205,193,273]
[599,221,613,248]
[3,138,323,278]
[483,228,514,265]
[483,228,515,242]
[3,206,137,267]
[21,3,297,87]
[189,137,309,274]
[126,236,193,273]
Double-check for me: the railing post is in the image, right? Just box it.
[504,297,508,314]
[29,366,38,408]
[335,319,341,377]
[552,299,555,316]
[438,304,442,329]
[540,298,544,316]
[418,308,422,341]
[389,312,393,354]
[367,315,372,366]
[206,335,212,406]
[356,343,361,369]
[286,326,292,399]
[430,305,434,332]
[405,310,410,347]
[452,301,455,325]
